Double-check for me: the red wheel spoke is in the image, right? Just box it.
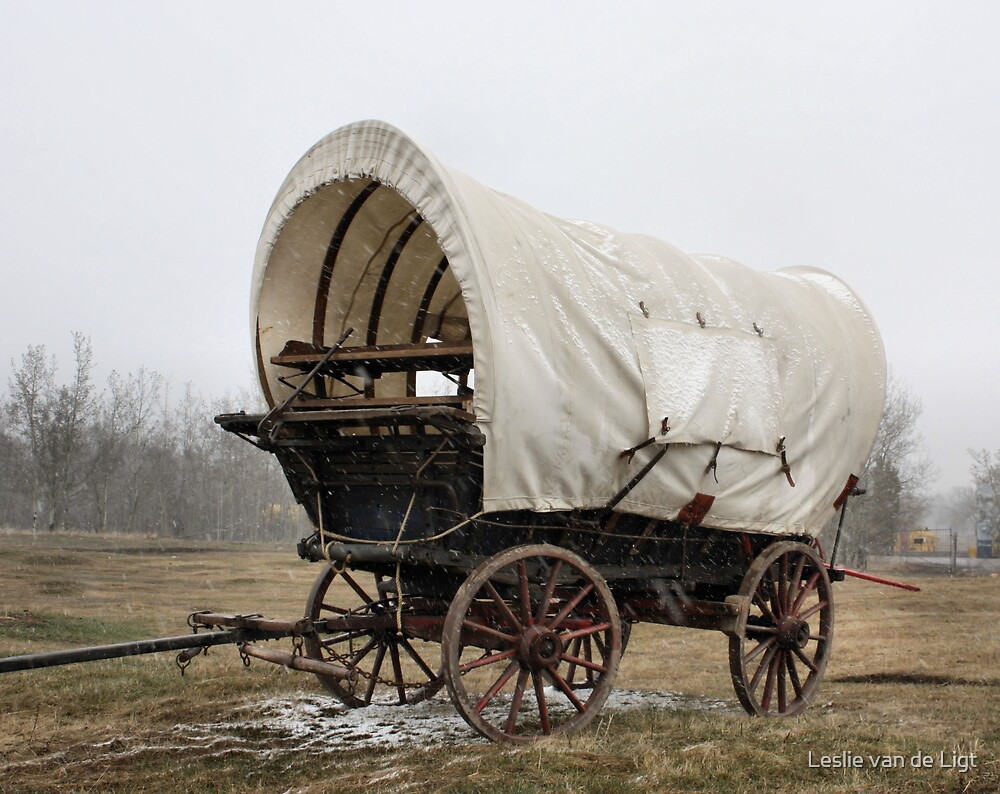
[550,583,595,630]
[778,555,789,614]
[561,653,607,674]
[786,653,804,698]
[534,560,564,623]
[583,636,597,686]
[790,571,820,615]
[365,643,387,704]
[389,642,407,704]
[321,630,369,647]
[798,600,828,622]
[787,554,806,612]
[399,638,437,680]
[485,581,523,633]
[532,671,552,734]
[320,602,349,615]
[564,636,582,683]
[549,668,587,713]
[517,560,534,627]
[745,624,778,636]
[505,669,531,734]
[559,622,612,643]
[768,568,783,619]
[461,618,518,646]
[347,636,379,666]
[792,645,818,674]
[760,648,780,710]
[752,590,778,626]
[749,643,778,693]
[777,651,787,713]
[590,631,610,661]
[743,635,776,665]
[340,571,376,605]
[474,659,519,714]
[458,648,517,673]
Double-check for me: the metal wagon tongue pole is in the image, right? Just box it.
[0,611,358,683]
[0,628,264,674]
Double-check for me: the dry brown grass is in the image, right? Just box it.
[1,530,998,793]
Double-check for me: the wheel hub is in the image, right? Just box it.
[776,616,810,650]
[518,625,564,669]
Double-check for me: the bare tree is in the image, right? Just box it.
[969,449,1000,505]
[5,334,96,530]
[834,372,934,566]
[969,449,1000,549]
[0,411,31,528]
[5,343,53,531]
[87,367,164,533]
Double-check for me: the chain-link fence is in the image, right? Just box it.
[875,527,1000,575]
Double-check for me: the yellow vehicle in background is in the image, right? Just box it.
[896,529,938,554]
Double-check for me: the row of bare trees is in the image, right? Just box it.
[7,334,982,560]
[1,334,307,542]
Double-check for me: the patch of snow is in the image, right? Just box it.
[168,688,733,753]
[0,688,734,776]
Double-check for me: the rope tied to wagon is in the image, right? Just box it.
[392,491,418,635]
[317,509,485,550]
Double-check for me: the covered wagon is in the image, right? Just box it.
[210,119,886,742]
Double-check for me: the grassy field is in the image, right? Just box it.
[0,530,997,793]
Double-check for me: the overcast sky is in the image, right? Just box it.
[1,2,997,494]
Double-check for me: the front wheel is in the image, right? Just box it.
[303,564,444,708]
[729,541,834,716]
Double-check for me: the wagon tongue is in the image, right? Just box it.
[825,566,921,592]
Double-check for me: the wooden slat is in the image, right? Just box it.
[216,404,477,433]
[291,395,468,409]
[271,342,473,374]
[278,404,475,424]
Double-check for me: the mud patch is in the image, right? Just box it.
[0,612,43,629]
[830,672,1000,687]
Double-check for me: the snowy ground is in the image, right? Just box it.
[2,688,735,780]
[172,689,734,752]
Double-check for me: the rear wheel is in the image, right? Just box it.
[441,544,622,743]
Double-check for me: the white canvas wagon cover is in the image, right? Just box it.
[252,120,886,538]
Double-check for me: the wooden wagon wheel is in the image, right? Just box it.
[729,540,833,716]
[303,564,444,708]
[441,544,622,743]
